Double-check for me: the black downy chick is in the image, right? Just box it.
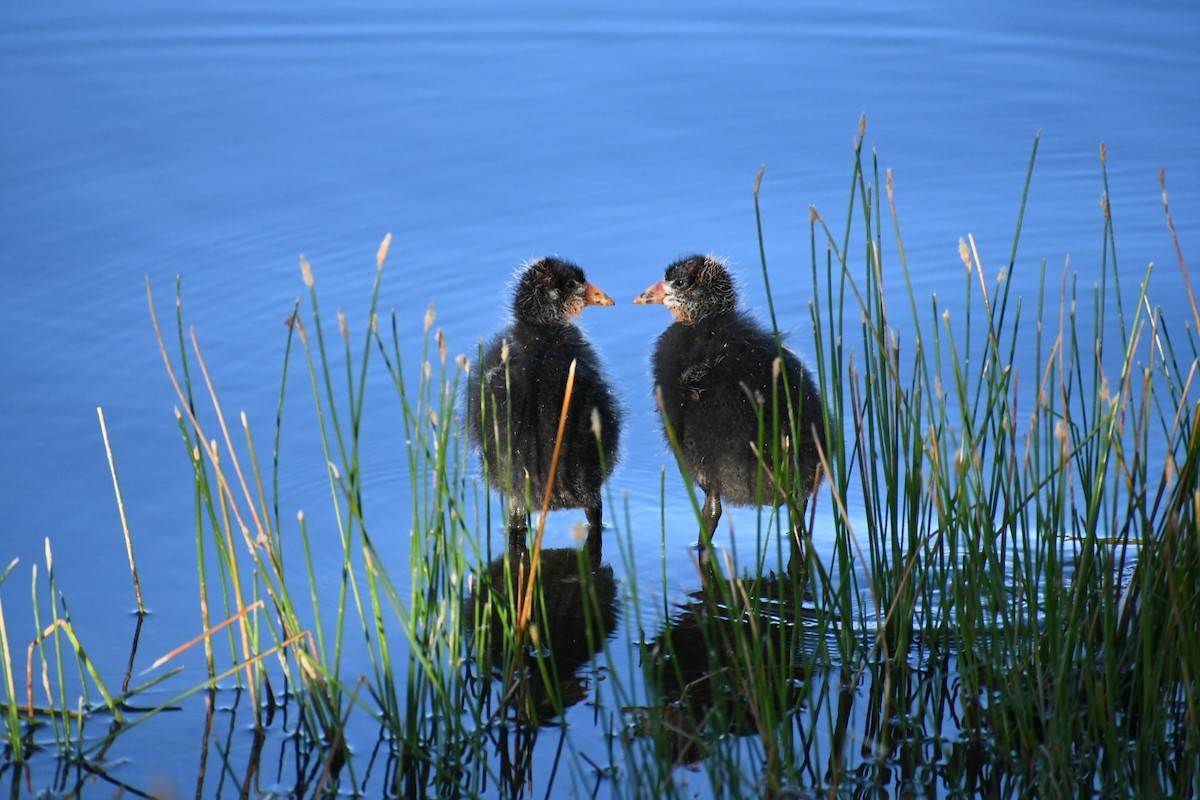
[469,257,622,553]
[635,254,825,541]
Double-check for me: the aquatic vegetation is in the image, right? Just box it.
[1,121,1197,797]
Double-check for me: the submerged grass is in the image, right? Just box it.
[2,121,1198,798]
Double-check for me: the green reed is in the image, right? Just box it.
[0,561,19,761]
[618,118,1197,797]
[802,119,1199,795]
[1,537,179,773]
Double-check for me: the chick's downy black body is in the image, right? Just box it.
[636,254,825,539]
[468,257,622,543]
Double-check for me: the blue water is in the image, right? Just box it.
[2,0,1198,794]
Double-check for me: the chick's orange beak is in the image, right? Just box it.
[584,283,615,307]
[634,280,665,305]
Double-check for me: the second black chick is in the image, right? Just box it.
[635,254,825,541]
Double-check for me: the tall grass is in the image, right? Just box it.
[2,124,1197,797]
[802,123,1199,795]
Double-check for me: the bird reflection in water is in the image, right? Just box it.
[629,560,836,770]
[466,529,619,794]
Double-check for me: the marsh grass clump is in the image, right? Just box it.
[801,126,1200,796]
[1,122,1197,798]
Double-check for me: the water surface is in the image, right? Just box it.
[1,0,1198,794]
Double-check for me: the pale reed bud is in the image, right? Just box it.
[376,232,392,270]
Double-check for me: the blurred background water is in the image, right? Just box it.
[2,0,1198,793]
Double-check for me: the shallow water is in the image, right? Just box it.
[2,0,1198,794]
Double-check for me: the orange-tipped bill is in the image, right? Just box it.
[634,281,665,305]
[570,282,615,316]
[584,282,615,307]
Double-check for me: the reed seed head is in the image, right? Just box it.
[376,232,392,270]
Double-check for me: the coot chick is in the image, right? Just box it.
[469,257,622,541]
[635,254,825,540]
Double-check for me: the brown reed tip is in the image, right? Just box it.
[424,304,435,333]
[958,238,971,270]
[377,233,392,270]
[300,255,314,288]
[754,165,765,196]
[1099,142,1107,165]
